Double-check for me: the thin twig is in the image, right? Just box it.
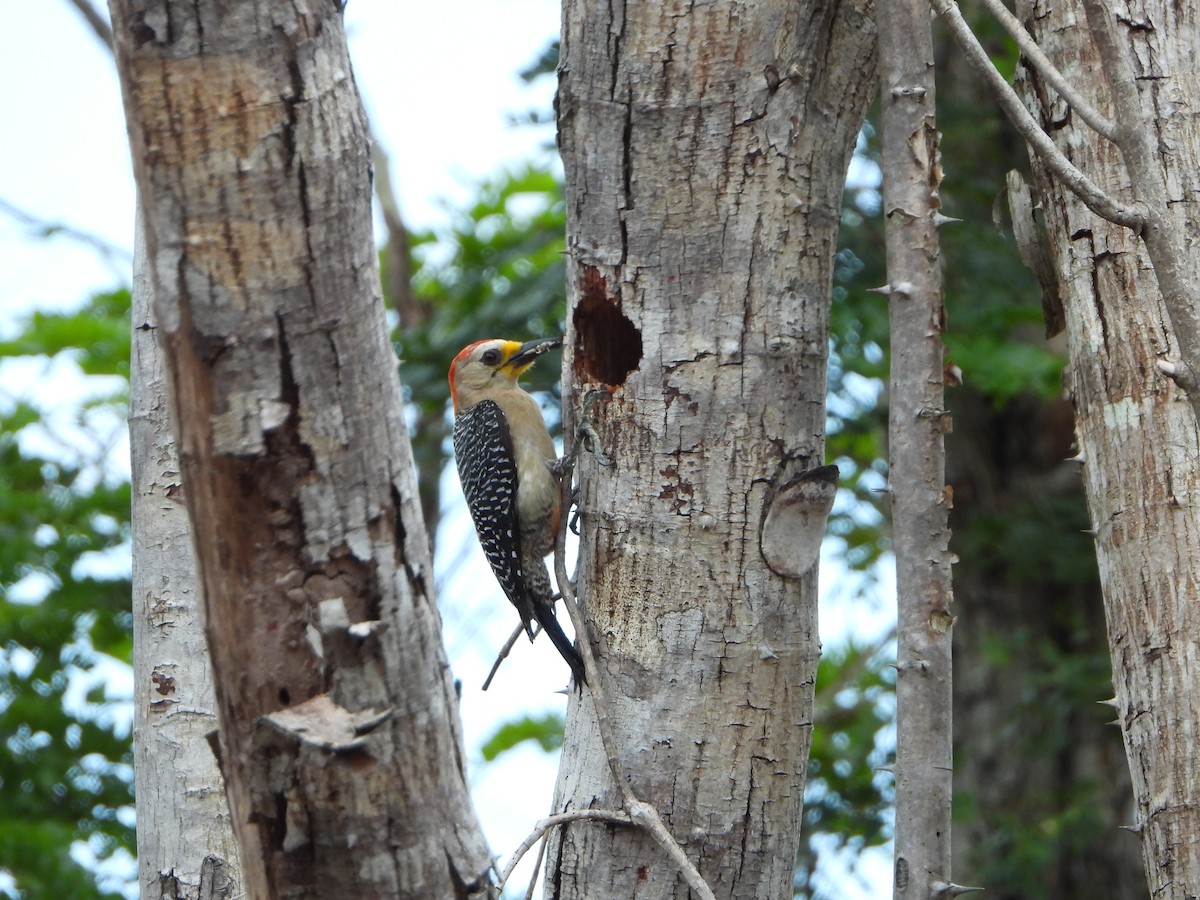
[481,622,528,691]
[547,408,718,900]
[369,136,421,327]
[496,808,632,891]
[928,0,1144,228]
[976,0,1116,140]
[0,196,132,268]
[65,0,114,52]
[523,834,547,900]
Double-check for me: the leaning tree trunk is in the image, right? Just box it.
[1014,1,1200,894]
[109,2,491,896]
[548,1,877,896]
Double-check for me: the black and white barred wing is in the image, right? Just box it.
[453,400,534,630]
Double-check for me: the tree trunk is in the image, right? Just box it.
[1014,1,1200,894]
[130,221,242,897]
[110,2,491,896]
[913,27,1147,895]
[877,0,955,892]
[549,1,876,896]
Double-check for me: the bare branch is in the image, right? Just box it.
[0,195,132,268]
[977,0,1116,139]
[496,809,632,891]
[929,0,1144,228]
[1079,0,1200,408]
[369,137,420,326]
[481,622,526,691]
[522,834,547,900]
[65,0,114,52]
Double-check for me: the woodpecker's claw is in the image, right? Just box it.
[578,388,615,466]
[578,421,615,467]
[546,455,574,479]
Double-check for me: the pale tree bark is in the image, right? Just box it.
[548,1,876,896]
[929,28,1142,893]
[1009,1,1200,895]
[130,221,241,897]
[109,2,492,897]
[877,0,956,894]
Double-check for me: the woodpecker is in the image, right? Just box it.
[449,337,586,686]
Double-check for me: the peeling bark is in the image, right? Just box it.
[110,2,491,896]
[131,221,242,897]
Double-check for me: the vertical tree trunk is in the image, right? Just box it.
[549,1,876,896]
[110,2,491,896]
[877,0,955,892]
[130,221,242,897]
[1014,1,1200,894]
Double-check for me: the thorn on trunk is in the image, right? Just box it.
[932,882,984,897]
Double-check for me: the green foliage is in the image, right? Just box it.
[0,290,134,897]
[398,164,568,419]
[795,641,895,898]
[393,164,568,532]
[0,292,131,381]
[958,619,1120,898]
[479,712,565,761]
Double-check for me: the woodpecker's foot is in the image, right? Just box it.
[546,455,574,479]
[578,389,615,467]
[577,420,614,467]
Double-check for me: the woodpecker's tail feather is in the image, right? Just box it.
[532,602,587,687]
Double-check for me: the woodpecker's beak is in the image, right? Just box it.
[507,338,562,369]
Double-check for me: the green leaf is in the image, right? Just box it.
[480,712,565,761]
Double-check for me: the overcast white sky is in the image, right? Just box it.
[0,3,890,896]
[0,1,562,320]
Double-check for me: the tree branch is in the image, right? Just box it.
[496,808,632,892]
[976,0,1116,140]
[1078,0,1200,409]
[928,0,1144,228]
[481,622,526,691]
[0,196,132,266]
[65,0,114,52]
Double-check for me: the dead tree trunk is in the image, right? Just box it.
[110,2,491,896]
[130,222,242,897]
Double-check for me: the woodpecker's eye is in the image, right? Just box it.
[480,348,502,366]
